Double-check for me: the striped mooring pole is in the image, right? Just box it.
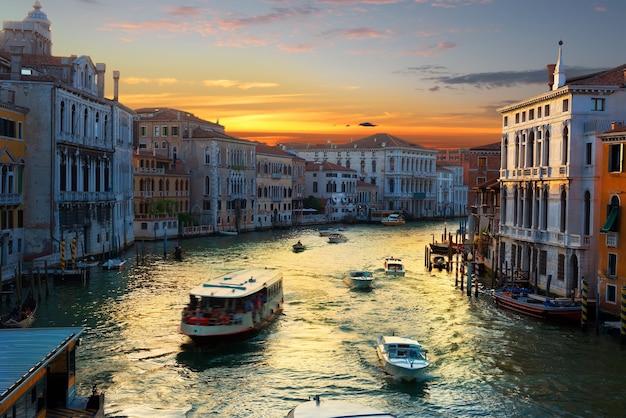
[581,279,588,330]
[621,286,626,338]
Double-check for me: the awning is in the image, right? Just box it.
[600,206,619,233]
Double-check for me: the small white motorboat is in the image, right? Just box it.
[328,233,348,243]
[101,258,127,270]
[286,395,396,418]
[383,257,405,276]
[376,335,429,381]
[343,270,374,289]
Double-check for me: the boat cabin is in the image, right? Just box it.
[0,327,103,418]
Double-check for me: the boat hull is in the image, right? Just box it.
[493,290,581,321]
[343,271,374,289]
[376,335,429,382]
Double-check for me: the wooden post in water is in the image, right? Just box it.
[621,286,626,340]
[580,279,588,331]
[36,267,42,302]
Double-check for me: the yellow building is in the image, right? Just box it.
[133,150,189,240]
[597,123,626,316]
[0,102,26,277]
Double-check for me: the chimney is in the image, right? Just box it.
[9,46,24,81]
[611,122,622,131]
[96,63,106,98]
[547,64,555,90]
[113,71,120,101]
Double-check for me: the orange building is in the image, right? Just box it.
[597,123,626,317]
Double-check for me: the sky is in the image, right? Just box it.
[4,0,626,149]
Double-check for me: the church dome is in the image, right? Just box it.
[25,1,50,24]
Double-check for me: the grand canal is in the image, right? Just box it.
[11,221,626,417]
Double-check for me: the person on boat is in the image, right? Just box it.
[297,240,302,245]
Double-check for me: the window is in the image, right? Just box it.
[608,253,617,277]
[562,99,569,112]
[544,104,550,117]
[592,98,605,111]
[537,106,542,118]
[529,109,534,120]
[601,195,620,233]
[476,176,486,185]
[140,126,147,136]
[154,126,160,137]
[154,141,159,149]
[162,126,168,136]
[522,111,526,122]
[515,113,520,124]
[585,143,592,165]
[503,116,508,127]
[172,126,179,136]
[606,283,617,303]
[478,157,487,170]
[608,143,623,172]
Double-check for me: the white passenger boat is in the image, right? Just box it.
[343,270,374,289]
[383,257,405,276]
[376,335,429,381]
[179,268,284,343]
[286,395,396,418]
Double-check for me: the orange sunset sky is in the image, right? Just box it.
[5,0,626,149]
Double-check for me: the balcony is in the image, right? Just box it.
[0,193,23,206]
[59,190,115,202]
[499,225,591,249]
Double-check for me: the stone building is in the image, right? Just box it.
[304,161,358,222]
[0,2,135,262]
[497,42,626,297]
[284,133,437,219]
[255,143,296,229]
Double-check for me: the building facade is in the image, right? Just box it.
[255,143,295,229]
[597,124,626,316]
[285,133,437,219]
[304,161,358,222]
[497,43,626,297]
[0,100,26,280]
[0,3,135,262]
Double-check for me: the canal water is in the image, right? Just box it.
[11,221,626,417]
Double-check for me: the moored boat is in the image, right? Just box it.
[328,233,348,243]
[343,270,374,289]
[2,296,37,328]
[381,213,406,226]
[101,258,127,270]
[383,257,405,276]
[431,255,447,271]
[286,395,396,418]
[179,268,284,343]
[219,230,238,236]
[376,335,429,381]
[493,288,582,321]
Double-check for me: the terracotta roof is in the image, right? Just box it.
[255,143,295,157]
[566,64,626,87]
[135,107,222,127]
[470,141,501,151]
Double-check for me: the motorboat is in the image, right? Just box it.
[431,256,447,271]
[179,268,284,343]
[286,395,396,418]
[493,288,582,321]
[343,270,374,289]
[381,213,406,226]
[292,241,306,253]
[383,257,405,276]
[219,230,238,236]
[318,229,333,237]
[376,335,429,381]
[328,233,348,243]
[2,296,37,328]
[75,256,99,268]
[101,258,127,270]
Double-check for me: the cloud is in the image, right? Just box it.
[202,80,279,90]
[217,6,320,32]
[321,27,392,40]
[403,41,456,57]
[402,65,610,89]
